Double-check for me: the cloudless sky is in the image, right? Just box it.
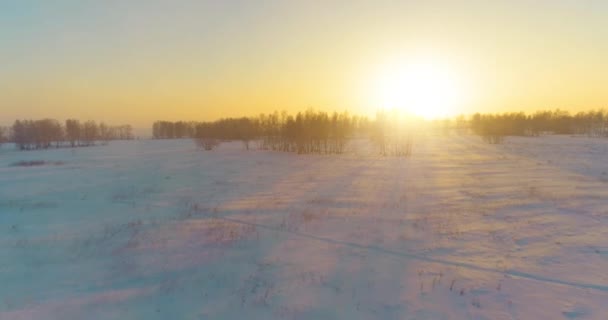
[1,0,607,126]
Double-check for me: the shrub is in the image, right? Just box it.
[10,160,65,167]
[195,137,220,151]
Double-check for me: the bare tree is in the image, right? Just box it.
[8,118,131,151]
[65,119,81,147]
[82,120,98,146]
[12,120,31,150]
[0,126,6,147]
[98,122,109,145]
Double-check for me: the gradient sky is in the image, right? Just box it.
[1,0,607,126]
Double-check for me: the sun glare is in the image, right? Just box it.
[373,59,464,119]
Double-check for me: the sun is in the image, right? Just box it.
[372,59,464,119]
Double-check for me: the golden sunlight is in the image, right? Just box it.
[372,59,464,119]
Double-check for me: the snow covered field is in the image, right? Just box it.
[1,135,608,319]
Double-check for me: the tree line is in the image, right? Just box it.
[192,110,363,154]
[152,121,196,139]
[255,110,363,154]
[468,109,608,143]
[6,119,133,150]
[153,110,414,156]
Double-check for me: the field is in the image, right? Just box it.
[1,135,608,319]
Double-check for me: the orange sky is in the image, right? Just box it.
[1,1,607,126]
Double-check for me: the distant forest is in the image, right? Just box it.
[152,109,608,152]
[0,119,133,150]
[154,110,415,156]
[153,111,372,154]
[2,108,606,152]
[468,109,608,143]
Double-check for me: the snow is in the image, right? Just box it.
[1,135,608,319]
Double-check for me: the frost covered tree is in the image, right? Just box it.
[0,126,6,147]
[82,120,98,146]
[65,119,81,147]
[7,118,131,150]
[10,119,63,150]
